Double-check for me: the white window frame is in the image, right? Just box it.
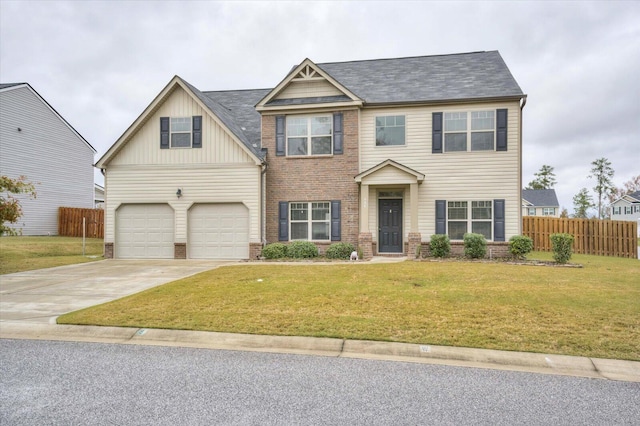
[528,207,536,216]
[625,206,632,215]
[286,115,333,156]
[542,208,555,216]
[375,115,406,146]
[170,117,192,148]
[444,110,496,152]
[289,201,331,241]
[447,200,493,240]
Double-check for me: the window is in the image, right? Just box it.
[171,117,192,148]
[287,116,332,156]
[528,207,536,216]
[613,207,621,215]
[376,115,405,146]
[447,201,492,240]
[290,202,331,240]
[634,205,640,213]
[444,111,495,152]
[625,206,632,215]
[543,208,555,216]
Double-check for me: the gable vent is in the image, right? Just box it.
[293,65,320,81]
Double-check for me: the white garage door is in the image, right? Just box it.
[116,204,174,259]
[189,203,249,259]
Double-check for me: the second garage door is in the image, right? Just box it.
[116,204,174,259]
[188,203,249,259]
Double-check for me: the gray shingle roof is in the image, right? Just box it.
[316,51,524,104]
[522,189,559,207]
[0,83,25,90]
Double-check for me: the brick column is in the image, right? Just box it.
[358,232,373,260]
[104,242,114,259]
[174,243,186,259]
[249,242,263,260]
[408,232,422,259]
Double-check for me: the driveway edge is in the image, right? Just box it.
[1,322,638,382]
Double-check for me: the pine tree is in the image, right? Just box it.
[572,188,594,219]
[589,158,615,219]
[526,165,556,190]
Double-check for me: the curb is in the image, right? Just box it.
[1,322,638,382]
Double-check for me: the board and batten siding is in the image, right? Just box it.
[360,101,522,241]
[275,79,343,100]
[104,164,261,243]
[0,86,95,235]
[110,86,255,166]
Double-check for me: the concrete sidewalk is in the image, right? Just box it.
[1,322,638,383]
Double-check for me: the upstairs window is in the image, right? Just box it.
[444,111,495,152]
[543,208,556,216]
[160,116,202,149]
[287,116,332,156]
[170,117,192,148]
[376,115,405,146]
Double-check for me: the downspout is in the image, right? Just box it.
[519,95,528,235]
[260,157,268,254]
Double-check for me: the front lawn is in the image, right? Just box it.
[58,252,640,360]
[0,236,104,274]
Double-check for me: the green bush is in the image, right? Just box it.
[261,243,288,259]
[325,242,355,259]
[287,241,319,259]
[550,233,574,264]
[463,233,487,259]
[509,235,534,260]
[430,234,450,258]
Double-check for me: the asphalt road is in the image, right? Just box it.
[1,340,638,425]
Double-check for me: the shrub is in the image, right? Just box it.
[430,234,450,258]
[325,242,355,259]
[261,243,288,259]
[286,241,319,259]
[550,233,574,264]
[509,235,534,260]
[463,233,487,259]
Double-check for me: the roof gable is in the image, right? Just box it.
[355,159,425,184]
[256,58,363,111]
[96,76,264,168]
[0,83,96,153]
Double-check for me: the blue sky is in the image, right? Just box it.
[1,1,638,213]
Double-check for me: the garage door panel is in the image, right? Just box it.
[116,204,174,259]
[188,203,249,259]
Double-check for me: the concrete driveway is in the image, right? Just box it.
[0,260,231,324]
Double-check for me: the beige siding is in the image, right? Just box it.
[360,101,522,240]
[276,79,343,99]
[110,86,255,166]
[104,164,261,243]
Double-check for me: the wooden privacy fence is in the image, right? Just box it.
[522,217,638,258]
[58,207,104,238]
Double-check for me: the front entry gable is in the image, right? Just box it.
[355,159,425,185]
[256,58,363,111]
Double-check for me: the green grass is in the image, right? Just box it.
[0,236,104,274]
[58,252,640,361]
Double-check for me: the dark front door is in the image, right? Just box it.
[378,199,403,253]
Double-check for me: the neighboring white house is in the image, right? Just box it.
[611,191,640,236]
[94,183,105,209]
[522,189,560,217]
[0,83,96,235]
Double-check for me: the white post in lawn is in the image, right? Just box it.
[82,217,86,256]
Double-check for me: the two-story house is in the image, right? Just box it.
[0,83,96,236]
[96,51,525,260]
[521,189,560,217]
[611,191,640,236]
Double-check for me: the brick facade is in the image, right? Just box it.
[104,242,114,259]
[419,241,511,259]
[174,243,186,259]
[263,110,360,248]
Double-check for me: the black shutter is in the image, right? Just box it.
[331,200,341,241]
[333,113,343,155]
[496,109,508,151]
[276,115,285,156]
[160,117,170,149]
[494,199,505,241]
[432,112,443,153]
[192,116,202,148]
[435,200,446,234]
[278,201,289,241]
